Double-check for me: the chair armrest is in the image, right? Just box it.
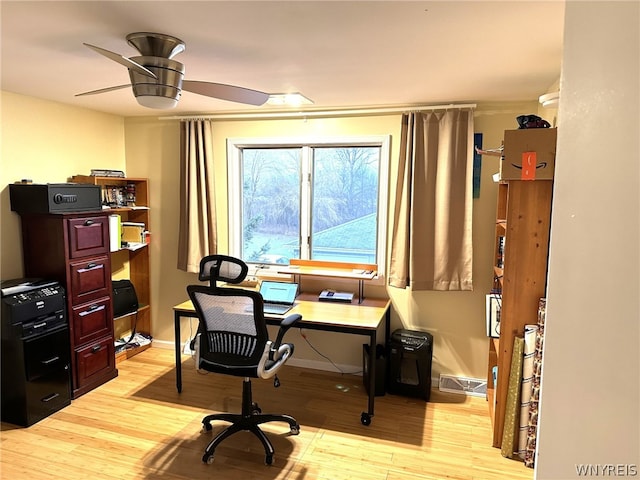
[272,313,301,351]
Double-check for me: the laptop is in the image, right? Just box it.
[259,280,298,315]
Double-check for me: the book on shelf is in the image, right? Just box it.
[90,169,125,177]
[496,235,505,268]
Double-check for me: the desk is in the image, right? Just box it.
[173,292,391,425]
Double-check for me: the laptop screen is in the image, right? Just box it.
[259,281,298,305]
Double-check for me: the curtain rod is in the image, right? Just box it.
[159,103,476,121]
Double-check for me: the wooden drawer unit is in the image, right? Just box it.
[74,335,115,389]
[67,216,109,259]
[69,255,110,304]
[18,211,117,399]
[71,297,112,345]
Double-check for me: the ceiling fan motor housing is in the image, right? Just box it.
[129,56,185,109]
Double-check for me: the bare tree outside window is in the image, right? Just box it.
[312,147,379,262]
[241,148,300,262]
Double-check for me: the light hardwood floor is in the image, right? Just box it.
[1,347,533,480]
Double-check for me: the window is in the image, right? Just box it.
[227,136,389,273]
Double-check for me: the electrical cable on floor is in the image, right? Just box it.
[115,312,140,353]
[298,328,362,376]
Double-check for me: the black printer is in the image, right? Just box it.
[1,278,71,426]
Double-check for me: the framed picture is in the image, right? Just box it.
[486,293,501,338]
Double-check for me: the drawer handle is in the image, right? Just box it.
[91,345,101,353]
[42,393,60,403]
[78,263,103,273]
[41,356,60,365]
[79,305,105,316]
[84,219,94,226]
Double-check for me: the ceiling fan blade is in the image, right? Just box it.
[182,80,269,106]
[83,43,157,79]
[75,84,131,97]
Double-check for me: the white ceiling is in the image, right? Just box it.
[1,1,565,117]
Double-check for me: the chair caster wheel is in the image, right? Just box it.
[360,412,372,426]
[290,424,300,435]
[203,453,214,464]
[265,454,273,465]
[202,422,212,432]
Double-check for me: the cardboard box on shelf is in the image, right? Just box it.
[501,128,557,181]
[121,222,145,244]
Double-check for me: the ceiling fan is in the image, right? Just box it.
[76,32,270,109]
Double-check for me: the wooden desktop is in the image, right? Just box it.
[173,291,390,425]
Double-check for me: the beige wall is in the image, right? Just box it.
[0,91,125,280]
[124,103,537,380]
[0,90,540,382]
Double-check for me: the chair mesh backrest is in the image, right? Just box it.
[188,286,268,367]
[199,255,248,285]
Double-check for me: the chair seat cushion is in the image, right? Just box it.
[199,357,259,377]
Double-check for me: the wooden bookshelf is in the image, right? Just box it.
[487,179,553,448]
[71,175,152,362]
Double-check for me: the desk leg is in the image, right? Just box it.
[361,330,376,426]
[174,311,182,393]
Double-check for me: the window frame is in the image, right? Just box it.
[227,135,390,276]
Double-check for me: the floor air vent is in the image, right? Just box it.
[438,375,487,397]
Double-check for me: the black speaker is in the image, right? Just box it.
[388,329,433,401]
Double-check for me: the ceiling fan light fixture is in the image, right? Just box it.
[134,89,180,110]
[267,93,314,107]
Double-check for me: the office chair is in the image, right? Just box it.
[187,255,301,465]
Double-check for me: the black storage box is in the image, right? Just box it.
[388,329,433,401]
[362,343,386,396]
[112,279,139,318]
[9,183,102,214]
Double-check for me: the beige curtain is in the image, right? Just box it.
[388,109,474,290]
[177,120,217,273]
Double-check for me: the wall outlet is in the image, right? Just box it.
[183,339,195,355]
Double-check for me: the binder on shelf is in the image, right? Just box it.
[109,214,121,252]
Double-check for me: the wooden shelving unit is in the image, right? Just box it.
[486,159,554,448]
[71,175,152,363]
[487,180,553,447]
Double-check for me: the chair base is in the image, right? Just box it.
[201,378,300,465]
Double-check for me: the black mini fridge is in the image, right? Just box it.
[388,329,433,401]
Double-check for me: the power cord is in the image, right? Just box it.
[115,311,141,353]
[298,328,362,376]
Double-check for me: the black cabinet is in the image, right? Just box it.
[1,283,71,427]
